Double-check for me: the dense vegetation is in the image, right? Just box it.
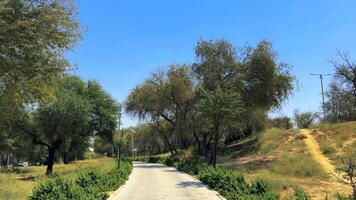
[125,39,295,167]
[0,0,355,199]
[29,161,132,200]
[0,158,116,200]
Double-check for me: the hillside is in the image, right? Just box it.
[218,121,356,199]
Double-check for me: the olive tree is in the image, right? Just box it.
[16,76,119,175]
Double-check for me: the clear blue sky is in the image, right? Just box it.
[69,0,356,127]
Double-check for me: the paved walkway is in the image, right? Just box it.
[108,162,224,200]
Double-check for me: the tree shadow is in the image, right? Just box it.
[176,181,205,188]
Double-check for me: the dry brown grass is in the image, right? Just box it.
[219,127,354,199]
[312,121,356,165]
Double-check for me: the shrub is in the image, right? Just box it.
[29,161,133,200]
[293,110,318,128]
[198,166,250,199]
[320,143,336,155]
[29,177,98,200]
[104,161,133,190]
[175,159,207,175]
[269,117,293,129]
[334,193,352,200]
[287,187,311,200]
[76,169,105,190]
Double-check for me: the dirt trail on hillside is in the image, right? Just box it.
[300,129,336,174]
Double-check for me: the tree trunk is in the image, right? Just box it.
[117,147,121,168]
[63,152,68,164]
[353,187,356,200]
[212,121,219,168]
[46,147,56,175]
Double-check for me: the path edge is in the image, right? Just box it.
[107,162,135,200]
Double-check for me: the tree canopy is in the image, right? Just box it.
[0,0,81,121]
[125,39,295,166]
[15,76,119,175]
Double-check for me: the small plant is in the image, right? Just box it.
[335,154,356,200]
[320,143,336,155]
[287,187,311,200]
[293,109,318,128]
[335,192,353,200]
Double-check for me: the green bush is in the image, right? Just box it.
[196,165,280,200]
[29,177,99,200]
[286,187,310,200]
[76,169,105,190]
[320,143,336,155]
[334,193,352,200]
[29,161,133,200]
[104,161,133,191]
[175,159,207,175]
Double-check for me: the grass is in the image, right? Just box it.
[0,158,116,200]
[270,152,328,179]
[258,128,289,154]
[319,142,336,155]
[218,127,353,198]
[312,121,356,165]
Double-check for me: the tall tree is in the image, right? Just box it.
[125,65,194,155]
[330,52,356,97]
[0,0,81,119]
[15,76,119,175]
[193,39,294,166]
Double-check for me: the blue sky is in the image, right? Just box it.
[69,0,356,127]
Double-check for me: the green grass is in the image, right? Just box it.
[270,153,328,179]
[258,128,289,154]
[320,142,336,155]
[0,158,116,200]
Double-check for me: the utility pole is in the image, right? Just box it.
[310,73,332,118]
[129,128,136,158]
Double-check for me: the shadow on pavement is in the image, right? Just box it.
[176,181,205,188]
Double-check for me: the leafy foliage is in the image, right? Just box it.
[0,0,81,121]
[293,110,318,128]
[29,161,133,200]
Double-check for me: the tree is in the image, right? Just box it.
[125,65,194,156]
[125,39,295,166]
[0,0,81,120]
[293,109,318,128]
[192,39,294,166]
[113,131,128,167]
[330,52,356,97]
[15,76,119,175]
[324,52,356,122]
[195,87,243,167]
[325,82,355,121]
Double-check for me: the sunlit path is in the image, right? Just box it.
[108,162,224,200]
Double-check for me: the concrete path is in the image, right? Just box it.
[108,162,224,200]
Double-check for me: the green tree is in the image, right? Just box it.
[325,52,356,122]
[193,39,294,166]
[195,87,243,167]
[0,0,81,120]
[125,65,194,155]
[113,130,129,167]
[15,76,119,175]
